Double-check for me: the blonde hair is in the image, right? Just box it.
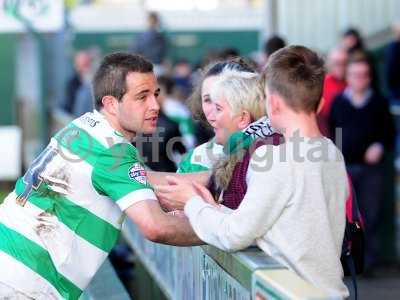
[210,68,266,121]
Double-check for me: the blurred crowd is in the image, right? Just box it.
[60,12,400,277]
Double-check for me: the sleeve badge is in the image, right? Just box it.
[128,163,148,185]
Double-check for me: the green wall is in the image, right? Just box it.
[0,34,17,125]
[73,30,259,64]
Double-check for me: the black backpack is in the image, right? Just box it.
[341,176,365,299]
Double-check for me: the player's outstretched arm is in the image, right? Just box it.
[147,171,210,187]
[125,200,204,246]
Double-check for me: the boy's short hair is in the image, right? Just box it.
[263,45,325,113]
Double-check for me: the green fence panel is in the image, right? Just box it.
[72,30,258,64]
[0,34,17,126]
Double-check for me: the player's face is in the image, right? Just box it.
[211,96,243,145]
[116,72,160,137]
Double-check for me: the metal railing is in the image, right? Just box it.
[122,220,330,300]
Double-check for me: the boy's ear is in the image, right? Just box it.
[268,93,280,116]
[316,97,324,114]
[102,96,118,115]
[237,110,252,130]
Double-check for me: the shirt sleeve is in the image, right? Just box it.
[176,150,191,173]
[92,143,157,211]
[184,144,292,251]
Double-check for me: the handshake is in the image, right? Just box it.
[155,176,219,216]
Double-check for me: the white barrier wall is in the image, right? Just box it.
[276,0,399,51]
[70,0,399,52]
[0,126,21,180]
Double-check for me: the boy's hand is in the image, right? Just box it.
[192,182,219,208]
[364,142,383,165]
[155,176,198,211]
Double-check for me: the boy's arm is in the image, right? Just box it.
[184,145,291,251]
[125,200,204,246]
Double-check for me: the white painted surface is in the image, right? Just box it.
[69,0,398,52]
[0,126,22,180]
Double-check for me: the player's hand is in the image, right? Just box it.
[364,142,383,165]
[156,176,198,211]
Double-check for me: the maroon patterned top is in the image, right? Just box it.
[211,133,284,209]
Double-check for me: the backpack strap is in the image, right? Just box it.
[345,255,358,300]
[346,175,362,300]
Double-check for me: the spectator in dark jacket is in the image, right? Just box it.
[136,111,186,172]
[130,12,167,75]
[329,57,396,274]
[63,50,93,116]
[384,22,400,102]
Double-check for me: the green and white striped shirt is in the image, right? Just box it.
[0,110,156,299]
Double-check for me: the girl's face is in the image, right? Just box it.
[211,96,245,145]
[201,76,218,127]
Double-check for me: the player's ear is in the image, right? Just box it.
[101,96,118,115]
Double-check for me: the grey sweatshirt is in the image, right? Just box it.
[185,137,349,299]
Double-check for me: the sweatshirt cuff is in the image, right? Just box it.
[184,195,210,218]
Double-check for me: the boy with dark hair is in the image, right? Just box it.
[157,46,350,298]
